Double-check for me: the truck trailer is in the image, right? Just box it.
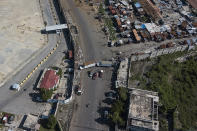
[96,61,113,67]
[79,62,96,70]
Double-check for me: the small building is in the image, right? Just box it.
[22,114,40,131]
[39,69,59,90]
[127,88,159,131]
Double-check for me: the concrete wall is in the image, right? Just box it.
[130,45,190,62]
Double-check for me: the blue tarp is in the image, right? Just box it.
[187,40,191,46]
[141,24,146,29]
[135,2,141,8]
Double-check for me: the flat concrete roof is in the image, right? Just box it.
[116,58,128,88]
[23,114,39,129]
[128,88,159,131]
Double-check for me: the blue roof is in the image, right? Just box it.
[135,2,141,8]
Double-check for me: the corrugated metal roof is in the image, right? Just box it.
[40,70,59,89]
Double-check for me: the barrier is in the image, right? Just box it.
[19,43,59,86]
[130,45,190,62]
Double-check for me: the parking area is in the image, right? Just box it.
[0,0,45,84]
[70,67,113,131]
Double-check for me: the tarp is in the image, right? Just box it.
[135,2,141,8]
[141,24,146,29]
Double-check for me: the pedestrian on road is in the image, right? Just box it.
[86,103,89,108]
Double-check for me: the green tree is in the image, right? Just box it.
[57,68,62,78]
[40,88,53,101]
[118,87,128,101]
[98,3,105,15]
[110,111,125,126]
[46,115,57,129]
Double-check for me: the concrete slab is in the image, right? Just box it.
[162,49,169,55]
[156,49,163,56]
[131,55,137,62]
[150,51,157,58]
[137,54,149,60]
[176,46,182,52]
[0,0,45,83]
[168,47,175,54]
[181,45,188,51]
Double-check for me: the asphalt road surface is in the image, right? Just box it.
[0,36,67,114]
[0,0,67,114]
[60,0,112,62]
[59,0,114,131]
[71,68,113,131]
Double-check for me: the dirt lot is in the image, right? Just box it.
[56,102,75,131]
[0,0,45,84]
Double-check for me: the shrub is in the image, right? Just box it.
[40,88,53,101]
[46,115,57,129]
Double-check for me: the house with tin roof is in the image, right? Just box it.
[37,68,59,90]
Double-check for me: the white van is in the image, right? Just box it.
[11,84,20,91]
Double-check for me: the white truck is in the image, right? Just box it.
[79,62,96,70]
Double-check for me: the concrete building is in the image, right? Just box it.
[116,58,129,88]
[22,114,40,131]
[127,88,159,131]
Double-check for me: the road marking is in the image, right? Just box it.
[19,44,59,86]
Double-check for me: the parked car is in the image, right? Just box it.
[104,110,109,119]
[88,71,94,78]
[8,115,15,124]
[75,85,82,95]
[105,92,114,98]
[92,72,99,80]
[36,97,43,102]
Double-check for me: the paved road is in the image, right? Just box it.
[71,68,112,131]
[0,36,67,114]
[59,0,114,131]
[60,0,112,62]
[0,0,67,114]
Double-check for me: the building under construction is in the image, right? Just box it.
[127,88,159,131]
[138,0,162,21]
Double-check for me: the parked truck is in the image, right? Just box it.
[96,61,113,67]
[79,62,96,70]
